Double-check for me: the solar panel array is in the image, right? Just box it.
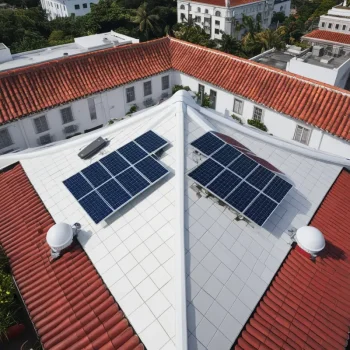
[189,132,292,226]
[64,130,169,224]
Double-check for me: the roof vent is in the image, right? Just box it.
[295,226,325,257]
[46,222,81,260]
[63,52,68,56]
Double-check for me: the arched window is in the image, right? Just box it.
[180,4,185,9]
[205,9,209,13]
[215,11,221,16]
[197,7,201,12]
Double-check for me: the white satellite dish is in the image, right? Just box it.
[295,226,325,256]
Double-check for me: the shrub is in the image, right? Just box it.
[172,85,191,94]
[247,119,268,131]
[231,114,243,124]
[127,104,138,115]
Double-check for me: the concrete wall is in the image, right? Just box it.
[172,71,350,158]
[42,0,99,19]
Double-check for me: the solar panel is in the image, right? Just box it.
[135,130,168,153]
[116,168,150,196]
[211,144,241,167]
[246,165,275,190]
[79,192,113,224]
[63,130,170,224]
[97,179,131,210]
[63,173,93,200]
[228,155,257,178]
[191,132,224,156]
[188,159,224,187]
[82,162,111,187]
[118,142,148,164]
[135,156,168,183]
[244,194,278,226]
[226,182,259,212]
[263,176,292,202]
[100,152,130,176]
[207,170,241,199]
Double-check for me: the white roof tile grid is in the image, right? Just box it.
[20,105,342,350]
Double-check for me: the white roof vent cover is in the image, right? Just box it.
[295,226,325,255]
[46,223,74,252]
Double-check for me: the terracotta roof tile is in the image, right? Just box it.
[303,29,350,46]
[235,169,350,350]
[0,37,349,141]
[0,163,144,350]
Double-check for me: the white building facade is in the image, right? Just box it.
[177,0,274,40]
[40,0,98,19]
[273,0,291,16]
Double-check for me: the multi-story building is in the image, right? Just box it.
[273,0,290,16]
[177,0,275,40]
[252,3,350,90]
[41,0,98,19]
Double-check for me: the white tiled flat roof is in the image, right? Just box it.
[17,92,342,350]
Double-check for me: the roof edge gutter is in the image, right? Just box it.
[175,96,188,350]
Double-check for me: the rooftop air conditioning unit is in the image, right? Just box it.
[332,45,342,57]
[312,45,324,57]
[320,56,333,64]
[63,124,79,134]
[37,134,52,146]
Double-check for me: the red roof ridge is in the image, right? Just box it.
[303,29,350,46]
[169,36,350,97]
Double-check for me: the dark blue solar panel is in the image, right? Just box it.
[225,182,259,212]
[188,159,224,186]
[135,156,168,183]
[246,165,275,190]
[191,132,225,156]
[263,176,292,202]
[116,167,150,196]
[81,162,111,188]
[211,144,241,167]
[118,142,148,164]
[244,194,278,226]
[207,170,242,200]
[135,130,167,153]
[63,173,93,200]
[228,154,257,178]
[100,152,130,176]
[97,179,131,210]
[79,192,112,224]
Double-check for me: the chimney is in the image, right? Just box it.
[0,43,12,64]
[295,226,325,259]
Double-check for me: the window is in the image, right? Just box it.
[83,3,87,7]
[126,86,135,103]
[162,75,169,90]
[252,106,263,122]
[34,115,49,134]
[197,7,201,12]
[215,29,220,34]
[280,5,283,11]
[209,90,217,109]
[335,24,339,30]
[321,22,325,28]
[144,81,152,97]
[233,99,243,115]
[39,134,52,145]
[215,20,220,25]
[181,13,186,22]
[198,84,205,102]
[88,98,97,120]
[293,125,311,144]
[215,11,221,16]
[195,16,201,23]
[180,4,185,9]
[0,128,13,149]
[343,25,346,30]
[60,107,74,124]
[74,4,80,9]
[328,23,332,29]
[205,9,208,14]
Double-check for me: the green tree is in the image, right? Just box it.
[173,23,216,48]
[218,32,245,57]
[255,29,286,51]
[133,2,160,40]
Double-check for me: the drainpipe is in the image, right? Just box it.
[175,99,188,350]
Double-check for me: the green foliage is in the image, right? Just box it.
[271,12,287,24]
[127,104,138,115]
[231,114,243,124]
[218,32,245,57]
[196,92,211,107]
[172,85,191,94]
[173,23,217,48]
[133,2,160,40]
[248,119,268,132]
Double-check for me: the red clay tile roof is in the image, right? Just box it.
[235,169,350,350]
[303,29,350,46]
[0,163,144,350]
[0,37,349,140]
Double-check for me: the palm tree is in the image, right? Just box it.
[133,2,160,41]
[219,32,245,57]
[255,29,286,51]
